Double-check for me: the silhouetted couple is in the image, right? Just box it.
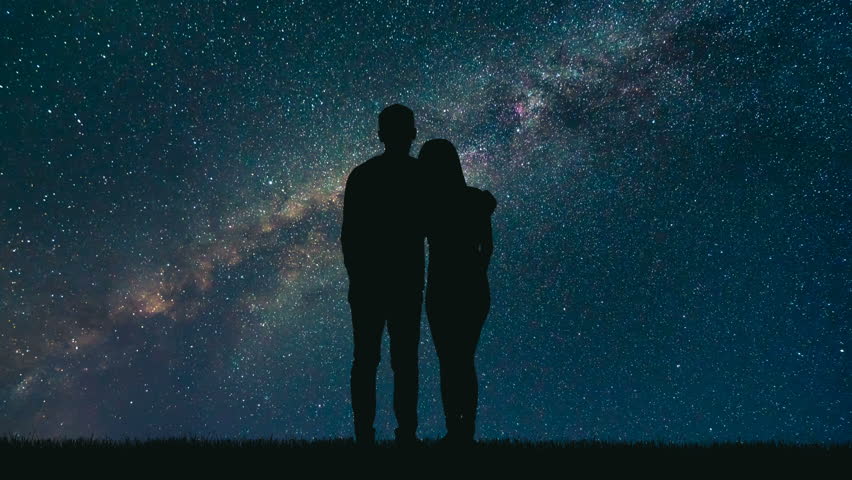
[340,104,497,446]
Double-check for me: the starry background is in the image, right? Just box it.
[1,0,849,443]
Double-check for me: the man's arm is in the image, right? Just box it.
[477,190,496,270]
[481,217,494,270]
[475,216,494,271]
[340,167,361,278]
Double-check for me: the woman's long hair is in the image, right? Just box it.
[419,139,466,196]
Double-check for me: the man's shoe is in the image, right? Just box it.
[437,432,474,447]
[394,427,419,446]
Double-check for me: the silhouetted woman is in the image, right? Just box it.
[419,139,496,444]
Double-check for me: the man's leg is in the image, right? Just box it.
[349,291,384,443]
[387,289,422,441]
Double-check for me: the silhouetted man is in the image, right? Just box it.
[340,104,425,445]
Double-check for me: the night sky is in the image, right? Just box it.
[1,1,849,443]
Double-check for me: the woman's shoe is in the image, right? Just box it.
[437,431,474,447]
[354,426,375,446]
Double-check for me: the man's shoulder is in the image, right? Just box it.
[348,153,418,180]
[364,152,417,167]
[347,156,380,185]
[350,153,390,173]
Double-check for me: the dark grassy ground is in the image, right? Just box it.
[0,436,846,478]
[2,436,848,472]
[3,436,848,450]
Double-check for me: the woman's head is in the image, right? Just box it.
[419,139,466,192]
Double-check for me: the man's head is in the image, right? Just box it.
[378,104,416,153]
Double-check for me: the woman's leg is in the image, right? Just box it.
[458,297,489,440]
[429,290,489,442]
[439,341,463,436]
[427,299,462,436]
